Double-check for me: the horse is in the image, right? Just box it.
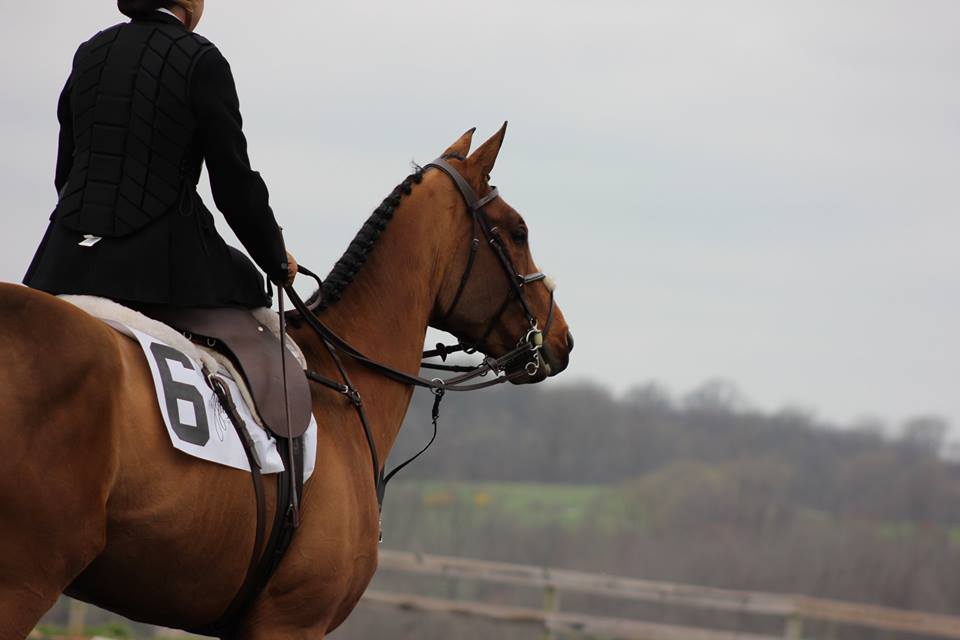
[0,125,572,639]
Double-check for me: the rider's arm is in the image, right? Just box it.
[54,75,74,197]
[191,48,289,285]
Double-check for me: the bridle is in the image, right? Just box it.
[422,156,556,378]
[284,156,557,520]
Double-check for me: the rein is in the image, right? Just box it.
[287,157,556,519]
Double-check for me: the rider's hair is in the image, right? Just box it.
[118,0,194,18]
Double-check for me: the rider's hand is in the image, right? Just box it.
[285,251,298,286]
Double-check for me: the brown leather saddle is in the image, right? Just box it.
[139,306,312,440]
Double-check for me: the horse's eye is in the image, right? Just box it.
[512,231,528,246]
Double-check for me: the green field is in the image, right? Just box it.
[386,480,635,535]
[386,479,960,543]
[409,480,603,516]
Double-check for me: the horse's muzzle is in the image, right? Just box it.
[544,330,573,377]
[510,329,572,384]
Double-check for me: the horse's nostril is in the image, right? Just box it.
[565,331,574,352]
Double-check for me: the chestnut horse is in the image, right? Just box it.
[0,126,572,639]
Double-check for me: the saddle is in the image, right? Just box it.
[139,306,313,440]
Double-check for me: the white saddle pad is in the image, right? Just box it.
[59,296,317,479]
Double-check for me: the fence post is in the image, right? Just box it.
[67,600,88,639]
[783,614,803,640]
[542,583,560,640]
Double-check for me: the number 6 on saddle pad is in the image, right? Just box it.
[131,325,318,478]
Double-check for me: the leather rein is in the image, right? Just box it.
[285,157,556,518]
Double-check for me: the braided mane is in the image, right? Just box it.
[306,167,425,310]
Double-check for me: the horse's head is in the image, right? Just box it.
[430,125,573,384]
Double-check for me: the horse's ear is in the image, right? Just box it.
[442,128,476,159]
[468,122,508,178]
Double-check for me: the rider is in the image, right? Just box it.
[24,0,297,308]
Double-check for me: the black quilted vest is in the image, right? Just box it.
[53,21,213,237]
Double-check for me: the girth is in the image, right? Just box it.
[191,377,304,638]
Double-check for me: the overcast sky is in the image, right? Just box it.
[2,1,958,431]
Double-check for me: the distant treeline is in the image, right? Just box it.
[391,379,959,526]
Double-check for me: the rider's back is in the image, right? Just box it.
[54,20,210,238]
[24,11,288,309]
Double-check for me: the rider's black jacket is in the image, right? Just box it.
[24,11,287,308]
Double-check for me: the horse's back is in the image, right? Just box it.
[0,281,124,494]
[0,284,133,492]
[0,283,123,377]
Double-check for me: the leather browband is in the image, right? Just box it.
[426,158,500,213]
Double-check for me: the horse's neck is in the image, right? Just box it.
[301,177,457,457]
